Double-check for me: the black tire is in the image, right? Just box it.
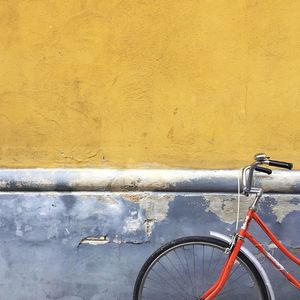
[133,236,270,300]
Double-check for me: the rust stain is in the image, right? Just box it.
[123,194,140,203]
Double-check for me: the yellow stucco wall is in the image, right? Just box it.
[0,0,300,168]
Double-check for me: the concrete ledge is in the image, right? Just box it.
[0,169,299,193]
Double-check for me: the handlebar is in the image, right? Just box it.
[242,154,293,196]
[267,159,293,170]
[254,166,272,175]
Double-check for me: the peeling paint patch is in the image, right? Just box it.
[122,192,175,236]
[203,194,253,224]
[139,194,175,236]
[270,195,300,223]
[78,234,147,246]
[79,236,109,245]
[204,194,300,224]
[122,194,140,202]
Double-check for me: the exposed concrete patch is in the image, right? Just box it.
[270,195,300,222]
[122,192,175,236]
[204,194,300,224]
[122,194,140,203]
[203,194,253,224]
[79,234,145,246]
[79,236,110,246]
[139,193,175,236]
[77,193,175,245]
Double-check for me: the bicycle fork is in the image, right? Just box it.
[200,209,254,300]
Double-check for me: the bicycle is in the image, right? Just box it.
[133,153,299,299]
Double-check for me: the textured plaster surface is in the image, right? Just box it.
[1,1,300,168]
[0,192,299,299]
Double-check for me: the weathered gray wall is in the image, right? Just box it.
[0,170,300,299]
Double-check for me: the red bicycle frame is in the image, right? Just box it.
[201,207,300,300]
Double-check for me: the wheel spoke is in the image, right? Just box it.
[134,237,267,300]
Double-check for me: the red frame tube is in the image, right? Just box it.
[252,211,300,266]
[245,230,300,289]
[201,208,300,299]
[200,209,255,299]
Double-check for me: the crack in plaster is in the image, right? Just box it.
[80,193,175,245]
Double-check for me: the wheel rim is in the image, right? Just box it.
[138,241,264,300]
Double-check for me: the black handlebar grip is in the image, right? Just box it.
[268,160,293,170]
[255,166,272,175]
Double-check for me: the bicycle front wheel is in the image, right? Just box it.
[133,236,269,300]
